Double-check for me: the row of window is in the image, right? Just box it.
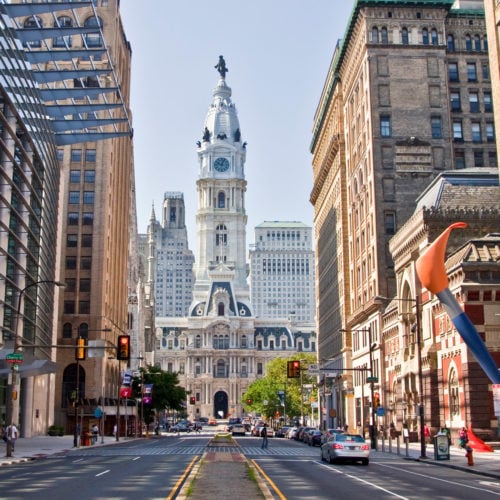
[69,191,95,204]
[23,15,103,49]
[66,256,91,270]
[62,322,94,339]
[448,61,489,83]
[67,234,92,248]
[63,300,91,315]
[450,90,492,113]
[371,26,487,52]
[70,169,95,183]
[69,149,96,163]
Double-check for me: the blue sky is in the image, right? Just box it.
[120,1,355,248]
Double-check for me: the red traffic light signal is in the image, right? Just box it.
[117,335,130,360]
[246,398,252,405]
[75,337,86,361]
[287,360,301,378]
[190,396,196,405]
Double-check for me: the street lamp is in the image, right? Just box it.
[6,280,64,457]
[375,294,427,459]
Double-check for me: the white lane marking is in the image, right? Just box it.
[376,462,500,496]
[312,460,408,498]
[95,470,110,477]
[132,456,141,461]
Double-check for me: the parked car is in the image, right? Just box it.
[323,428,345,443]
[287,427,299,440]
[231,424,246,436]
[170,423,190,433]
[198,417,209,426]
[252,426,264,437]
[321,433,370,465]
[275,426,290,438]
[293,426,304,440]
[207,417,217,426]
[305,429,323,447]
[299,426,314,442]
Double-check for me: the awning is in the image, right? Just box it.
[0,359,58,378]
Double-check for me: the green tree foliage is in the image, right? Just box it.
[131,365,187,424]
[242,353,317,422]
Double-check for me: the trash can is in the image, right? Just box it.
[433,433,450,460]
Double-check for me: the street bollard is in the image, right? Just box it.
[389,435,392,453]
[381,434,385,452]
[397,436,401,455]
[405,439,409,457]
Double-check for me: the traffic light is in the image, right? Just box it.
[246,398,252,405]
[287,360,301,378]
[374,393,381,409]
[75,336,86,361]
[190,396,196,405]
[117,335,130,360]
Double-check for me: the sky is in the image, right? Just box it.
[120,0,355,250]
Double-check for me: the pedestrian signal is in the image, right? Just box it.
[117,335,130,360]
[75,336,86,361]
[190,396,196,405]
[287,360,301,378]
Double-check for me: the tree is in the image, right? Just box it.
[131,365,187,425]
[242,353,317,423]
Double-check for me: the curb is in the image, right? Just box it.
[407,456,500,480]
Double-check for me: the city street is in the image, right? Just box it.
[1,433,499,499]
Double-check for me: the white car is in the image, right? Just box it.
[321,433,370,465]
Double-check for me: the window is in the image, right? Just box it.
[195,335,201,348]
[70,170,81,183]
[448,63,459,82]
[83,191,94,204]
[450,91,461,111]
[402,27,409,45]
[85,149,96,162]
[84,170,95,183]
[455,150,465,169]
[380,115,391,137]
[63,323,72,339]
[486,122,495,142]
[453,121,463,141]
[465,34,472,51]
[84,16,103,47]
[484,92,493,112]
[447,34,455,51]
[474,35,481,51]
[82,212,94,225]
[81,257,92,270]
[68,212,79,225]
[79,279,91,292]
[473,150,484,167]
[372,27,379,43]
[57,149,64,161]
[64,279,76,293]
[482,62,490,80]
[215,224,227,246]
[218,191,225,208]
[257,362,263,375]
[71,149,82,162]
[67,234,78,247]
[79,301,90,314]
[81,234,92,247]
[467,62,477,82]
[385,212,396,235]
[23,16,42,48]
[422,28,429,45]
[381,27,388,44]
[488,151,497,168]
[469,92,479,112]
[471,122,482,142]
[64,301,75,314]
[431,116,442,138]
[53,16,72,48]
[69,191,80,204]
[431,29,438,45]
[449,369,459,417]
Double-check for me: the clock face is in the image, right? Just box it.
[214,157,229,172]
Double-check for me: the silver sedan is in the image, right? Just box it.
[321,433,370,465]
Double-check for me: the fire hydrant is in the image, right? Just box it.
[465,445,474,466]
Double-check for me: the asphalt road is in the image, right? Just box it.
[0,433,498,500]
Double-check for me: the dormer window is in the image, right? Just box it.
[218,302,225,316]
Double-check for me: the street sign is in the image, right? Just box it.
[308,364,319,375]
[376,407,385,416]
[366,376,379,383]
[6,352,23,364]
[94,408,103,418]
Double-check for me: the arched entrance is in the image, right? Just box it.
[213,391,228,419]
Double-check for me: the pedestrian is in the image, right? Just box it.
[6,423,18,452]
[424,424,430,443]
[444,425,451,445]
[92,424,99,444]
[261,424,268,449]
[458,427,468,448]
[113,424,117,437]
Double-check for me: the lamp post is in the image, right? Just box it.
[6,280,64,457]
[375,295,426,459]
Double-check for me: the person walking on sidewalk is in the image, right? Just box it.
[261,424,268,449]
[6,423,18,452]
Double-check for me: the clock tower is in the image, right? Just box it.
[193,56,249,299]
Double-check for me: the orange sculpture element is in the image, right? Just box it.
[415,222,467,294]
[467,426,494,452]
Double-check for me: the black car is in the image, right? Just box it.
[308,429,324,446]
